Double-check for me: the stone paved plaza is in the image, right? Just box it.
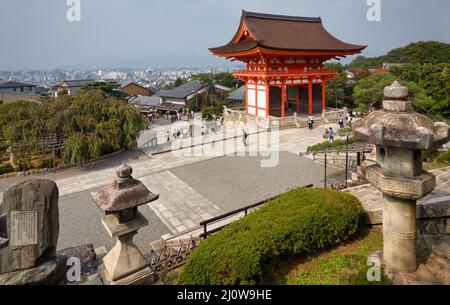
[0,124,342,253]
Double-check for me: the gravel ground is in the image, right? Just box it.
[170,152,340,212]
[57,186,170,253]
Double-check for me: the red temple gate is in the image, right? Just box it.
[210,11,366,118]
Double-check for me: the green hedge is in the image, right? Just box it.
[307,136,357,153]
[178,188,363,285]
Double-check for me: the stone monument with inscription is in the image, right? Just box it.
[0,179,67,284]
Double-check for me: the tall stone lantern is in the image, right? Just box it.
[353,81,449,272]
[92,163,159,285]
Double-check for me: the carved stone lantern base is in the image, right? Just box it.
[100,212,153,285]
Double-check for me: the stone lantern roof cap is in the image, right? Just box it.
[354,81,450,150]
[92,163,159,214]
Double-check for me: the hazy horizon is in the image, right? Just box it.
[1,0,449,71]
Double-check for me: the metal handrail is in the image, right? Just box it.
[199,184,314,238]
[141,137,158,148]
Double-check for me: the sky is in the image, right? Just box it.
[0,0,449,70]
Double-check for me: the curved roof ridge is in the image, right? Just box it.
[242,10,322,23]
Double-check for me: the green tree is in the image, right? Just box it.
[348,41,450,69]
[173,77,187,88]
[352,72,435,117]
[353,72,396,111]
[324,63,352,108]
[81,81,126,99]
[0,90,148,168]
[390,64,449,119]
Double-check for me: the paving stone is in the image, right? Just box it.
[168,218,182,227]
[176,225,187,232]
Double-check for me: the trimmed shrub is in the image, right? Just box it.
[178,188,363,285]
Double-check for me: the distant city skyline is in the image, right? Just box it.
[1,0,449,71]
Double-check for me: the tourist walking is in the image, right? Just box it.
[307,115,314,129]
[328,127,335,142]
[242,129,248,146]
[338,114,344,128]
[347,115,353,128]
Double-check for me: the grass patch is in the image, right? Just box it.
[337,127,352,134]
[423,149,449,170]
[266,227,391,285]
[307,137,357,153]
[158,268,181,285]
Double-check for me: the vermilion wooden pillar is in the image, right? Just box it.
[281,83,285,118]
[245,83,248,113]
[255,81,259,117]
[322,78,326,112]
[308,79,313,115]
[266,84,269,117]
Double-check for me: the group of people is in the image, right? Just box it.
[147,109,197,128]
[337,109,357,129]
[166,127,192,142]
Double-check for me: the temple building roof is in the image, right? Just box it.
[209,10,367,56]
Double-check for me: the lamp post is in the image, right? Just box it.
[92,163,159,285]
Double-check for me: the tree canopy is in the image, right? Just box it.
[80,81,126,99]
[0,89,148,168]
[348,41,450,69]
[191,72,243,88]
[352,71,442,120]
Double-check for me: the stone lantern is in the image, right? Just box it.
[353,81,449,273]
[92,163,159,285]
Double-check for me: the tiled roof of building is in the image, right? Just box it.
[157,80,208,99]
[155,102,185,111]
[129,95,161,107]
[214,84,232,91]
[227,86,245,101]
[0,80,36,88]
[60,79,96,87]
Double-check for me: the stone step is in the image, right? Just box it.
[425,251,450,283]
[414,264,443,285]
[432,241,450,260]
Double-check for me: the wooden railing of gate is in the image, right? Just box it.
[199,184,314,238]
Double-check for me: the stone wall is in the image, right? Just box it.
[307,152,359,170]
[223,107,318,130]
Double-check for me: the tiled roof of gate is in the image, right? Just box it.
[209,10,366,54]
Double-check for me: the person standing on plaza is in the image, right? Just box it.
[347,115,353,128]
[242,129,248,146]
[307,115,315,129]
[328,127,335,142]
[338,114,344,128]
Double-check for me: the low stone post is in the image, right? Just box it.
[92,163,159,285]
[354,81,449,272]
